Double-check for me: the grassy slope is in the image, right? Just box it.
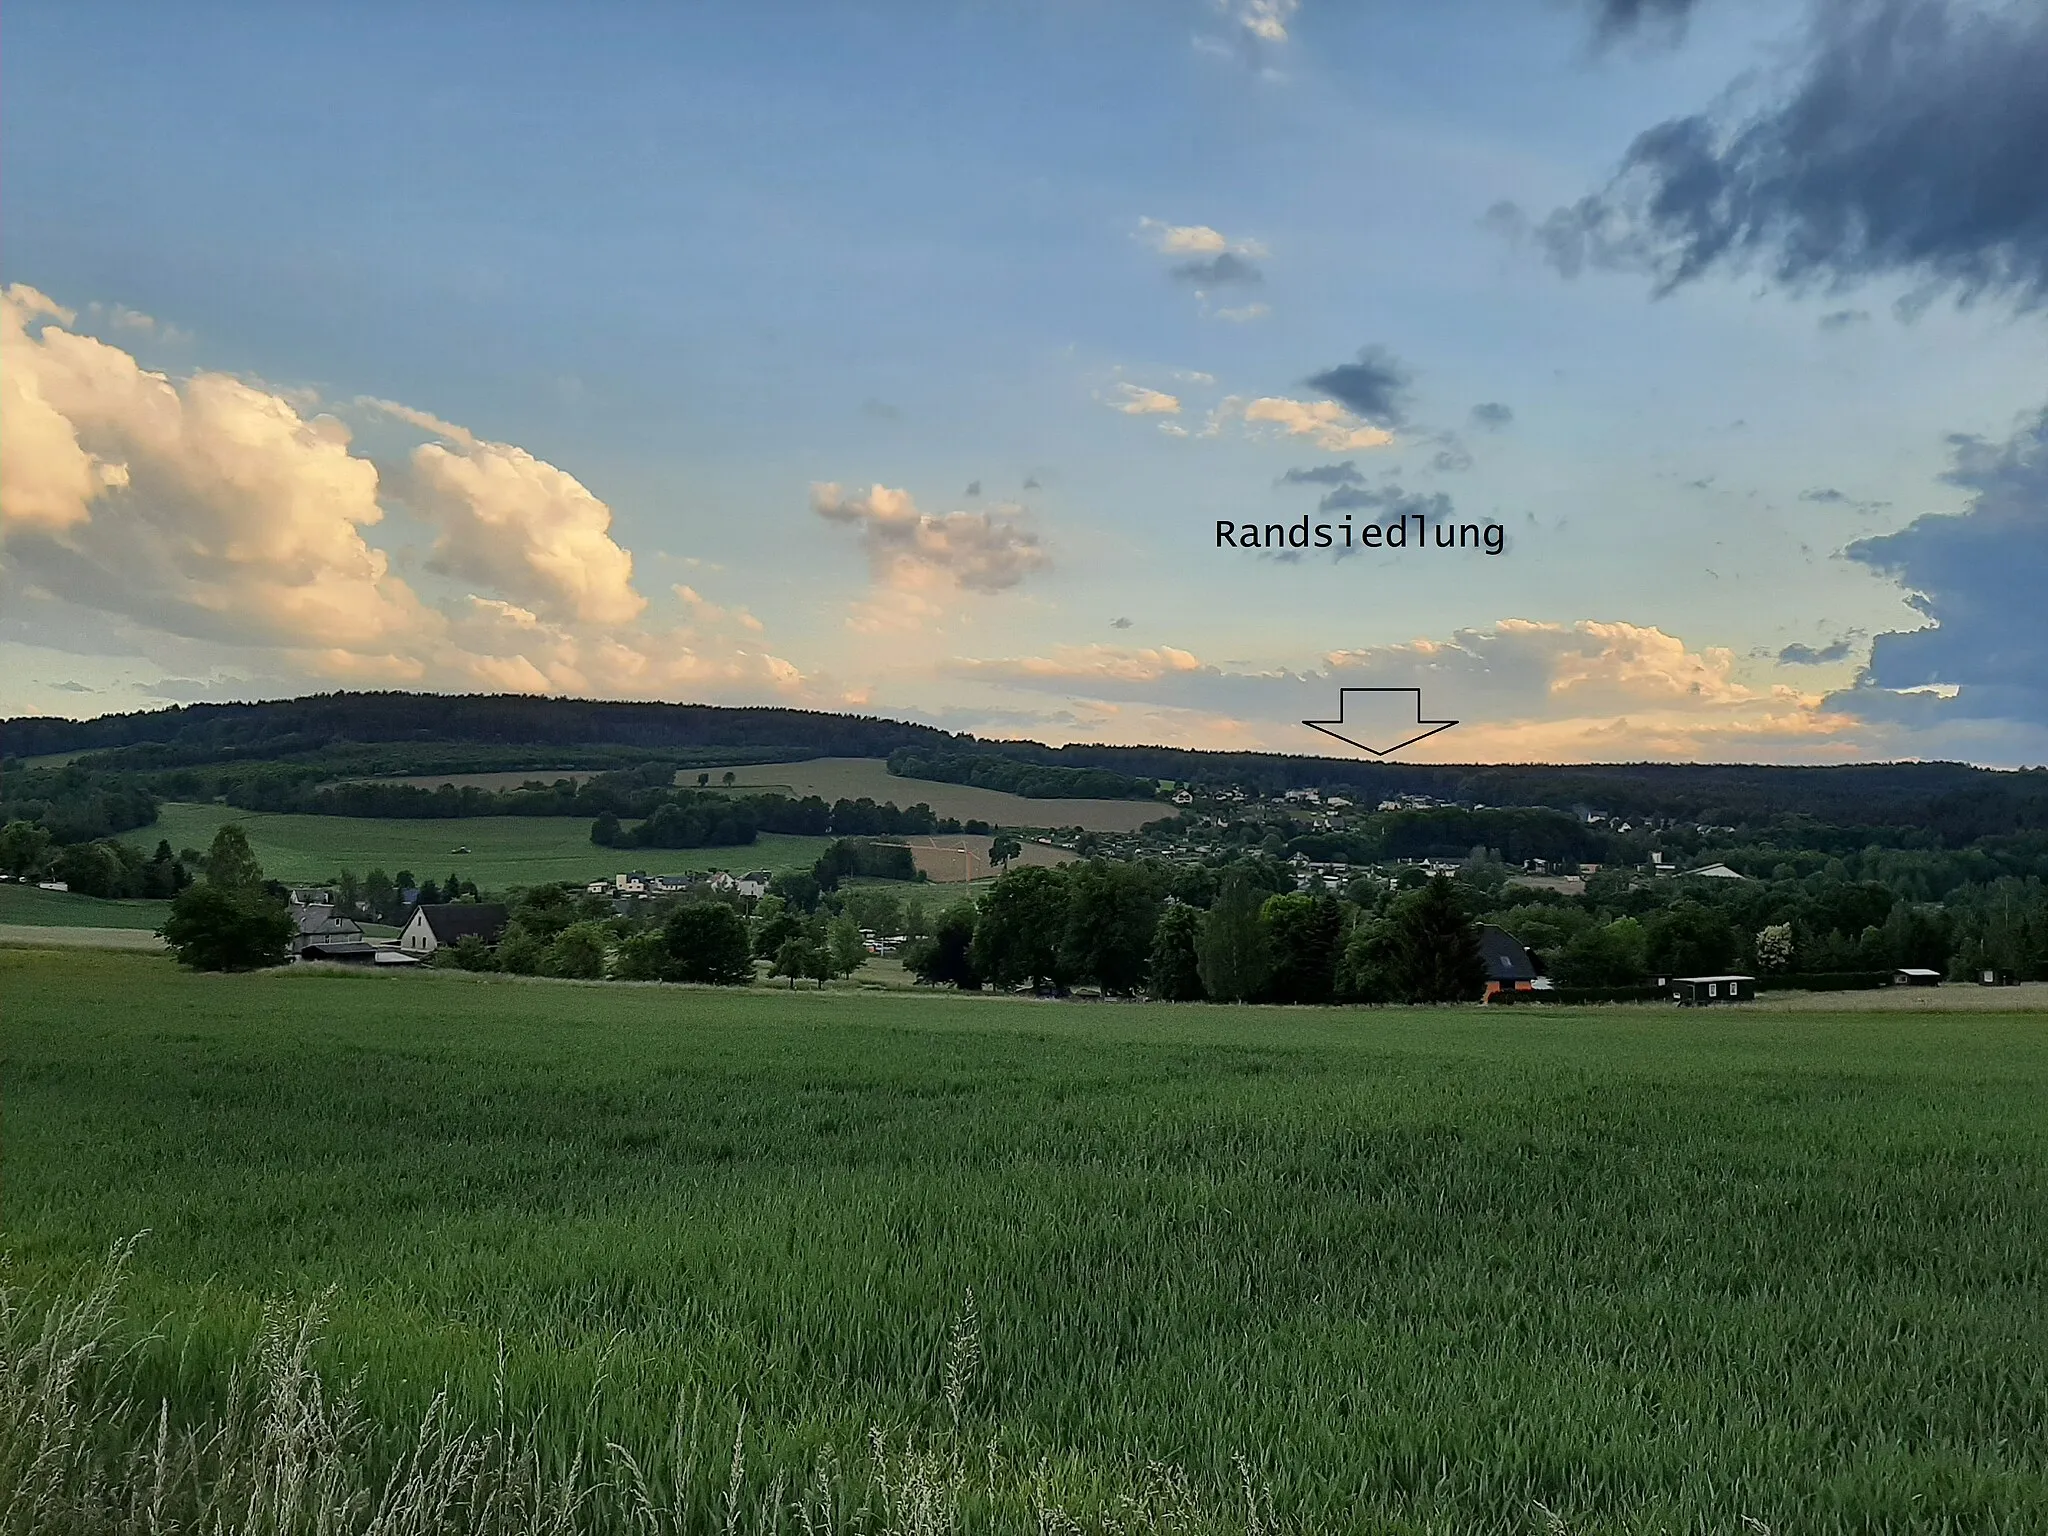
[709,757,1165,833]
[0,880,169,928]
[121,802,831,887]
[8,948,2047,1532]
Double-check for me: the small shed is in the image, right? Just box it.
[1672,974,1755,1005]
[1977,968,2021,987]
[1893,967,1943,987]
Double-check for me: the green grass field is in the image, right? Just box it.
[9,949,2047,1531]
[119,802,832,887]
[0,880,168,928]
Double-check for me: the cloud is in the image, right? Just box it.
[1431,435,1475,474]
[1110,617,1133,630]
[1316,482,1457,523]
[956,643,1207,686]
[1585,0,1701,44]
[1779,639,1855,664]
[392,416,647,627]
[1469,401,1515,430]
[1279,461,1366,488]
[0,285,808,703]
[1110,383,1182,416]
[1231,396,1395,453]
[1534,0,2048,309]
[810,482,1050,595]
[1139,218,1270,306]
[1801,487,1849,504]
[1171,251,1263,287]
[1304,346,1411,427]
[1818,308,1871,331]
[948,619,1863,760]
[965,480,981,496]
[1138,219,1231,256]
[1224,0,1299,44]
[1840,404,2048,726]
[1213,303,1271,323]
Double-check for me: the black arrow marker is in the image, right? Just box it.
[1303,688,1458,757]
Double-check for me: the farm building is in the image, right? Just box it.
[399,902,509,957]
[1478,924,1545,1003]
[1893,968,1943,987]
[292,904,363,959]
[1672,975,1755,1005]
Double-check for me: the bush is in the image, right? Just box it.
[662,903,755,985]
[545,921,611,980]
[435,934,500,972]
[160,882,295,972]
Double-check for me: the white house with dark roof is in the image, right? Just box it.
[398,902,509,957]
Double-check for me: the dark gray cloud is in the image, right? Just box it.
[1279,461,1366,488]
[1801,487,1849,504]
[1536,0,2048,309]
[51,679,95,692]
[1318,483,1456,521]
[1818,308,1871,331]
[1587,0,1702,43]
[1840,406,2048,722]
[1469,401,1514,430]
[1304,346,1411,427]
[1779,638,1854,664]
[965,480,981,497]
[1171,251,1263,287]
[1022,476,1041,490]
[1110,617,1133,630]
[1432,435,1474,474]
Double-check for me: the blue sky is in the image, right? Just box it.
[5,0,2045,762]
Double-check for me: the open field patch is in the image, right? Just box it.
[121,802,831,887]
[0,880,168,928]
[897,832,1077,882]
[0,922,165,950]
[706,756,1165,832]
[9,947,2048,1533]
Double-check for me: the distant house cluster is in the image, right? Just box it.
[583,869,772,901]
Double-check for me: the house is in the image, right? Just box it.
[1671,974,1756,1005]
[1478,924,1542,1003]
[292,904,363,959]
[737,870,772,899]
[398,902,509,957]
[1677,862,1748,880]
[1893,967,1943,987]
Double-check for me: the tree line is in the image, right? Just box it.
[885,748,1160,802]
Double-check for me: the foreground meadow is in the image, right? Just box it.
[6,948,2047,1532]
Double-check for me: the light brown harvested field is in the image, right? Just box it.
[702,757,1165,832]
[897,833,1077,882]
[1758,981,2048,1012]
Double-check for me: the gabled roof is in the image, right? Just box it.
[413,903,509,943]
[1476,924,1539,983]
[294,905,363,939]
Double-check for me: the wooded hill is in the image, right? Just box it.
[7,690,2048,840]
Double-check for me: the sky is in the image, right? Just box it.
[3,0,2045,764]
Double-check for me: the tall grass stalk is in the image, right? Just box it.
[0,1248,1288,1536]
